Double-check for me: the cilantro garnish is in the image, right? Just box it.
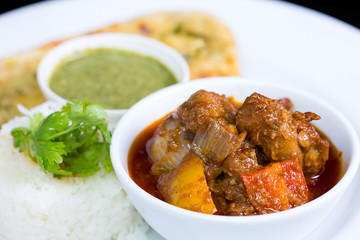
[11,100,113,177]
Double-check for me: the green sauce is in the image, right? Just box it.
[49,48,178,109]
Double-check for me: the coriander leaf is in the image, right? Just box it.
[65,101,106,133]
[47,164,72,176]
[62,99,81,115]
[63,143,104,177]
[98,123,112,144]
[60,127,98,153]
[36,111,69,140]
[32,141,66,170]
[102,144,113,172]
[69,100,84,115]
[85,104,107,120]
[11,100,113,178]
[29,113,44,133]
[11,127,32,153]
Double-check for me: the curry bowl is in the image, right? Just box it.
[37,33,190,123]
[110,77,360,240]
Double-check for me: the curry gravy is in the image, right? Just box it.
[128,118,342,206]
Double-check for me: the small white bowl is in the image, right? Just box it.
[37,33,190,124]
[110,77,360,240]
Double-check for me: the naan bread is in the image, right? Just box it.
[0,11,240,125]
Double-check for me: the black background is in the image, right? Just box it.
[0,0,359,29]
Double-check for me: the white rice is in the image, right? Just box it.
[0,115,149,240]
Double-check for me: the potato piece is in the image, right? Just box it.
[157,152,217,214]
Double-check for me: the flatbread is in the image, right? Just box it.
[0,11,240,125]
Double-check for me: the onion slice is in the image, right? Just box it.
[146,115,191,175]
[191,120,246,164]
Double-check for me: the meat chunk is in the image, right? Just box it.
[204,142,261,216]
[293,111,329,176]
[221,141,262,178]
[236,93,329,177]
[278,97,293,111]
[205,165,257,216]
[176,90,238,134]
[236,93,302,162]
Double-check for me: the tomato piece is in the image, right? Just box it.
[241,159,309,214]
[241,163,290,214]
[281,159,309,207]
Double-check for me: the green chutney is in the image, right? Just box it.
[49,48,178,109]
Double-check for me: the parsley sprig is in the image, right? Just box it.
[11,100,113,177]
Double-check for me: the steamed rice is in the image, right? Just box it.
[0,116,149,240]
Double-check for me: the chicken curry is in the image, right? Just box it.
[128,90,342,215]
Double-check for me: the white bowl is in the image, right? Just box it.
[37,33,190,124]
[110,77,360,240]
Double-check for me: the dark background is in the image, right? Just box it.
[0,0,359,29]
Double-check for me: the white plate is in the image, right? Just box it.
[1,0,360,239]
